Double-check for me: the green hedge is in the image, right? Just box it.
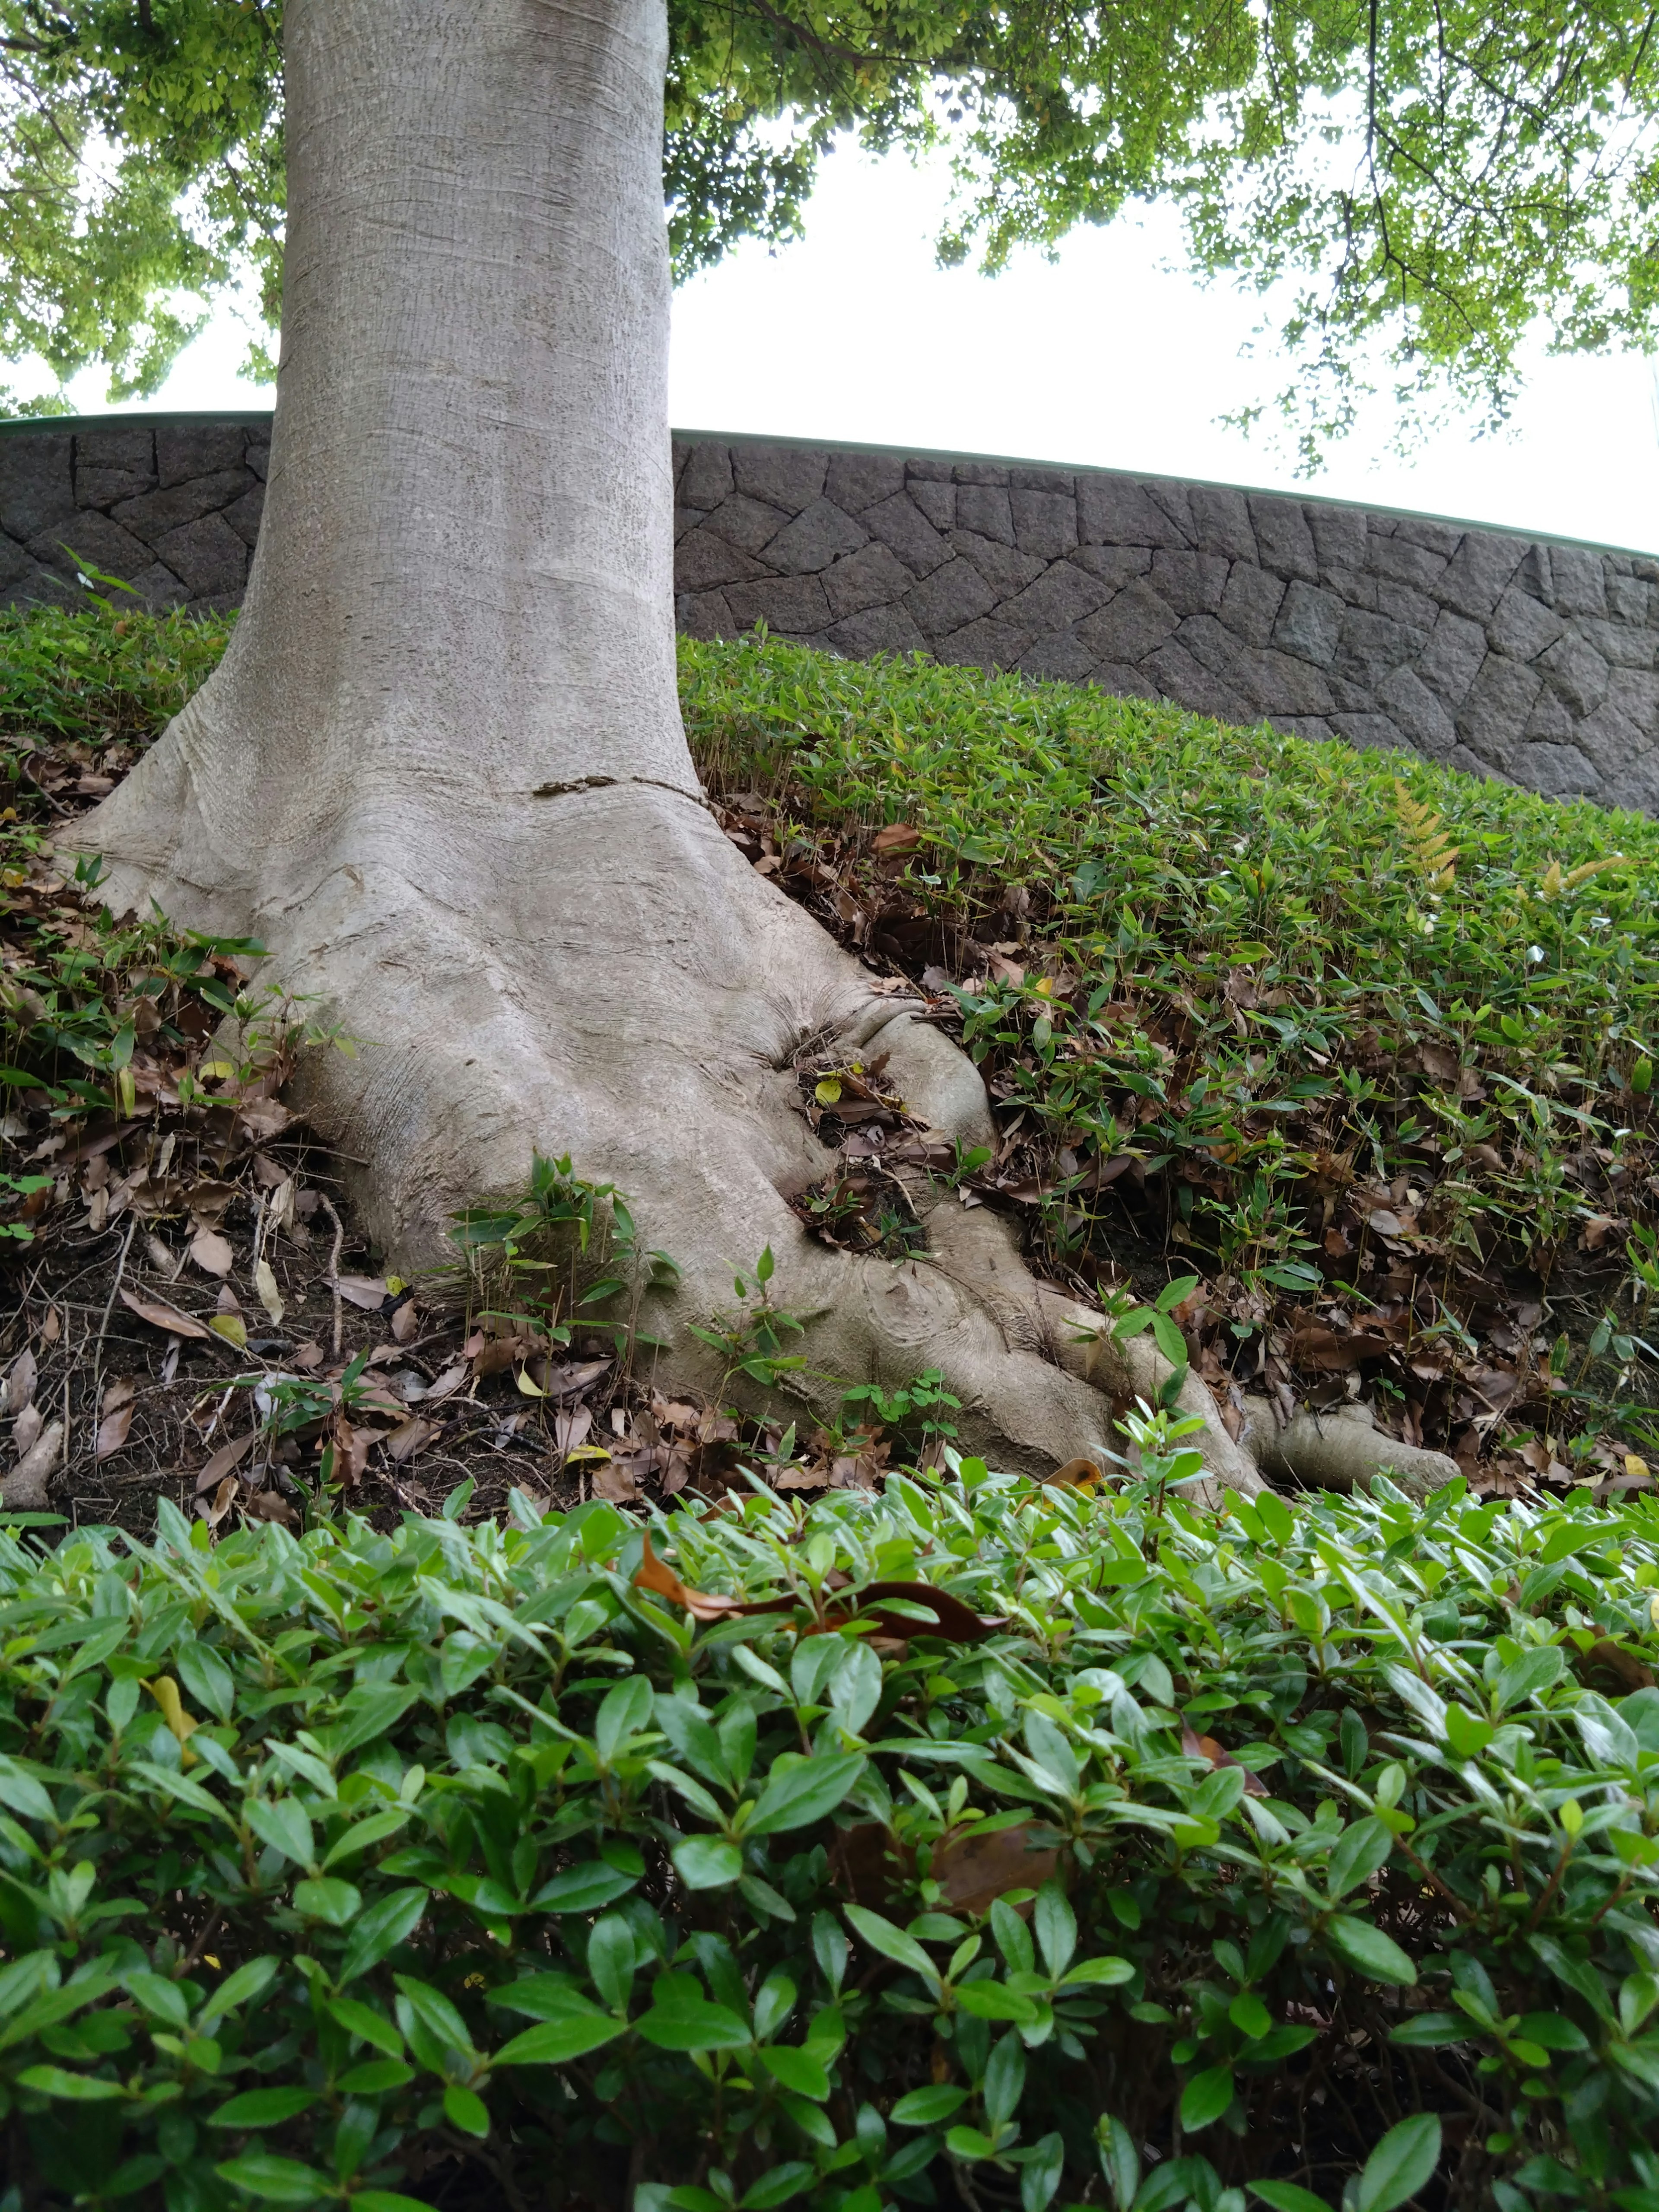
[1,1438,1658,2212]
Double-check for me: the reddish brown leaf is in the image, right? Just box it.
[1181,1714,1268,1797]
[594,1457,643,1503]
[332,1274,388,1310]
[244,1487,301,1529]
[633,1530,747,1618]
[872,823,922,856]
[94,1403,133,1462]
[189,1227,235,1279]
[936,1824,1060,1914]
[119,1288,211,1341]
[391,1298,420,1343]
[194,1431,259,1496]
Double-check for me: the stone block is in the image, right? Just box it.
[956,484,1014,544]
[827,603,928,657]
[1010,489,1078,559]
[935,616,1032,669]
[951,461,1010,486]
[1089,661,1162,701]
[1145,482,1195,544]
[244,439,270,483]
[863,492,951,577]
[1020,632,1098,684]
[156,425,249,487]
[1271,580,1345,665]
[763,497,868,576]
[1071,543,1152,591]
[111,469,255,544]
[1519,743,1601,799]
[28,507,154,582]
[73,426,156,505]
[131,562,189,611]
[1188,485,1255,562]
[1416,609,1487,709]
[1009,466,1075,494]
[1331,713,1411,756]
[0,432,74,541]
[678,442,733,510]
[731,443,827,513]
[702,493,790,555]
[1150,548,1228,617]
[1377,664,1456,756]
[998,560,1110,632]
[676,589,734,640]
[1374,582,1439,631]
[1455,654,1541,756]
[1538,635,1609,718]
[1218,563,1285,645]
[1247,496,1318,582]
[0,534,29,591]
[151,514,249,598]
[1523,689,1576,744]
[1371,535,1451,597]
[1139,639,1254,725]
[1607,574,1652,625]
[1577,617,1657,671]
[946,531,1047,595]
[1571,700,1645,779]
[1307,502,1369,575]
[1176,617,1334,715]
[1487,587,1565,662]
[1517,545,1552,599]
[1273,716,1335,743]
[907,456,955,481]
[1438,531,1525,619]
[725,575,832,632]
[1602,751,1659,814]
[903,557,999,637]
[1394,516,1464,558]
[1075,473,1188,548]
[909,479,955,531]
[822,542,914,621]
[1548,545,1607,619]
[675,530,769,591]
[825,451,905,511]
[1603,665,1659,737]
[0,563,77,613]
[1326,566,1379,611]
[1332,607,1427,692]
[1075,578,1179,664]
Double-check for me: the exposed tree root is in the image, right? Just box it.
[80,764,1267,1492]
[1240,1394,1459,1501]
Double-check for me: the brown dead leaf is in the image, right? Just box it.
[200,1475,238,1530]
[1580,1214,1622,1252]
[775,1462,833,1491]
[872,823,922,856]
[937,1824,1061,1914]
[391,1299,419,1344]
[189,1227,235,1279]
[386,1417,435,1465]
[119,1287,211,1341]
[12,1403,44,1459]
[1181,1714,1268,1797]
[194,1431,259,1496]
[592,1457,642,1502]
[184,1180,238,1223]
[553,1405,593,1456]
[236,1098,292,1142]
[244,1487,301,1529]
[102,1376,136,1415]
[332,1275,388,1310]
[1580,1639,1656,1692]
[94,1403,133,1462]
[291,1341,325,1371]
[422,1362,468,1402]
[987,953,1025,987]
[633,1529,745,1617]
[1046,1457,1103,1490]
[328,1413,374,1486]
[5,1350,37,1418]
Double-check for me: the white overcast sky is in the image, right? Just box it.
[58,141,1659,556]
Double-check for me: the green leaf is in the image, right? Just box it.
[740,2164,814,2210]
[1250,2184,1335,2212]
[210,2088,320,2129]
[1387,2013,1469,2048]
[200,1957,281,2029]
[746,1752,867,1837]
[672,1835,744,1890]
[754,2045,831,2099]
[17,2064,125,2101]
[339,1887,429,1985]
[843,1904,941,1987]
[293,1876,362,1926]
[176,1641,236,1723]
[1324,1916,1418,1988]
[531,1861,639,1912]
[350,2196,441,2212]
[493,2011,626,2066]
[338,2059,416,2094]
[443,2084,491,2139]
[1355,2115,1441,2212]
[1060,1955,1135,1987]
[1179,2065,1235,2131]
[325,1996,404,2057]
[1326,1817,1394,1900]
[637,1996,753,2051]
[323,1808,410,1868]
[890,2085,968,2125]
[215,2155,334,2204]
[955,1980,1040,2023]
[1493,1645,1564,1714]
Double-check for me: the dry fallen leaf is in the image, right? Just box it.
[12,1403,44,1460]
[102,1376,135,1415]
[937,1824,1061,1915]
[145,1234,183,1281]
[119,1288,211,1341]
[633,1529,745,1618]
[332,1275,388,1310]
[4,1349,37,1418]
[1046,1456,1103,1491]
[1181,1715,1269,1798]
[872,822,922,855]
[200,1475,238,1530]
[292,1341,325,1370]
[194,1431,259,1496]
[94,1403,133,1462]
[553,1405,593,1456]
[386,1417,435,1465]
[254,1258,284,1325]
[592,1458,642,1502]
[189,1227,236,1279]
[391,1299,419,1344]
[244,1487,301,1529]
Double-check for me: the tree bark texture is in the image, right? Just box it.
[79,0,1265,1489]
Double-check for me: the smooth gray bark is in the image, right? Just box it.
[80,0,1264,1488]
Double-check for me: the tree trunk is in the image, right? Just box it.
[80,0,1264,1491]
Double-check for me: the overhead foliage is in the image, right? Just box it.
[2,1,1659,454]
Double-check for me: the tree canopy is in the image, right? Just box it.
[3,0,1659,460]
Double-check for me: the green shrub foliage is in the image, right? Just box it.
[1,1452,1658,2212]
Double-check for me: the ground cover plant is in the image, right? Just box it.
[0,1436,1656,2212]
[7,607,1659,1527]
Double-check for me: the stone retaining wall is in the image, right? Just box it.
[5,413,1657,812]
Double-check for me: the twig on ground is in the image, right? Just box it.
[318,1193,345,1358]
